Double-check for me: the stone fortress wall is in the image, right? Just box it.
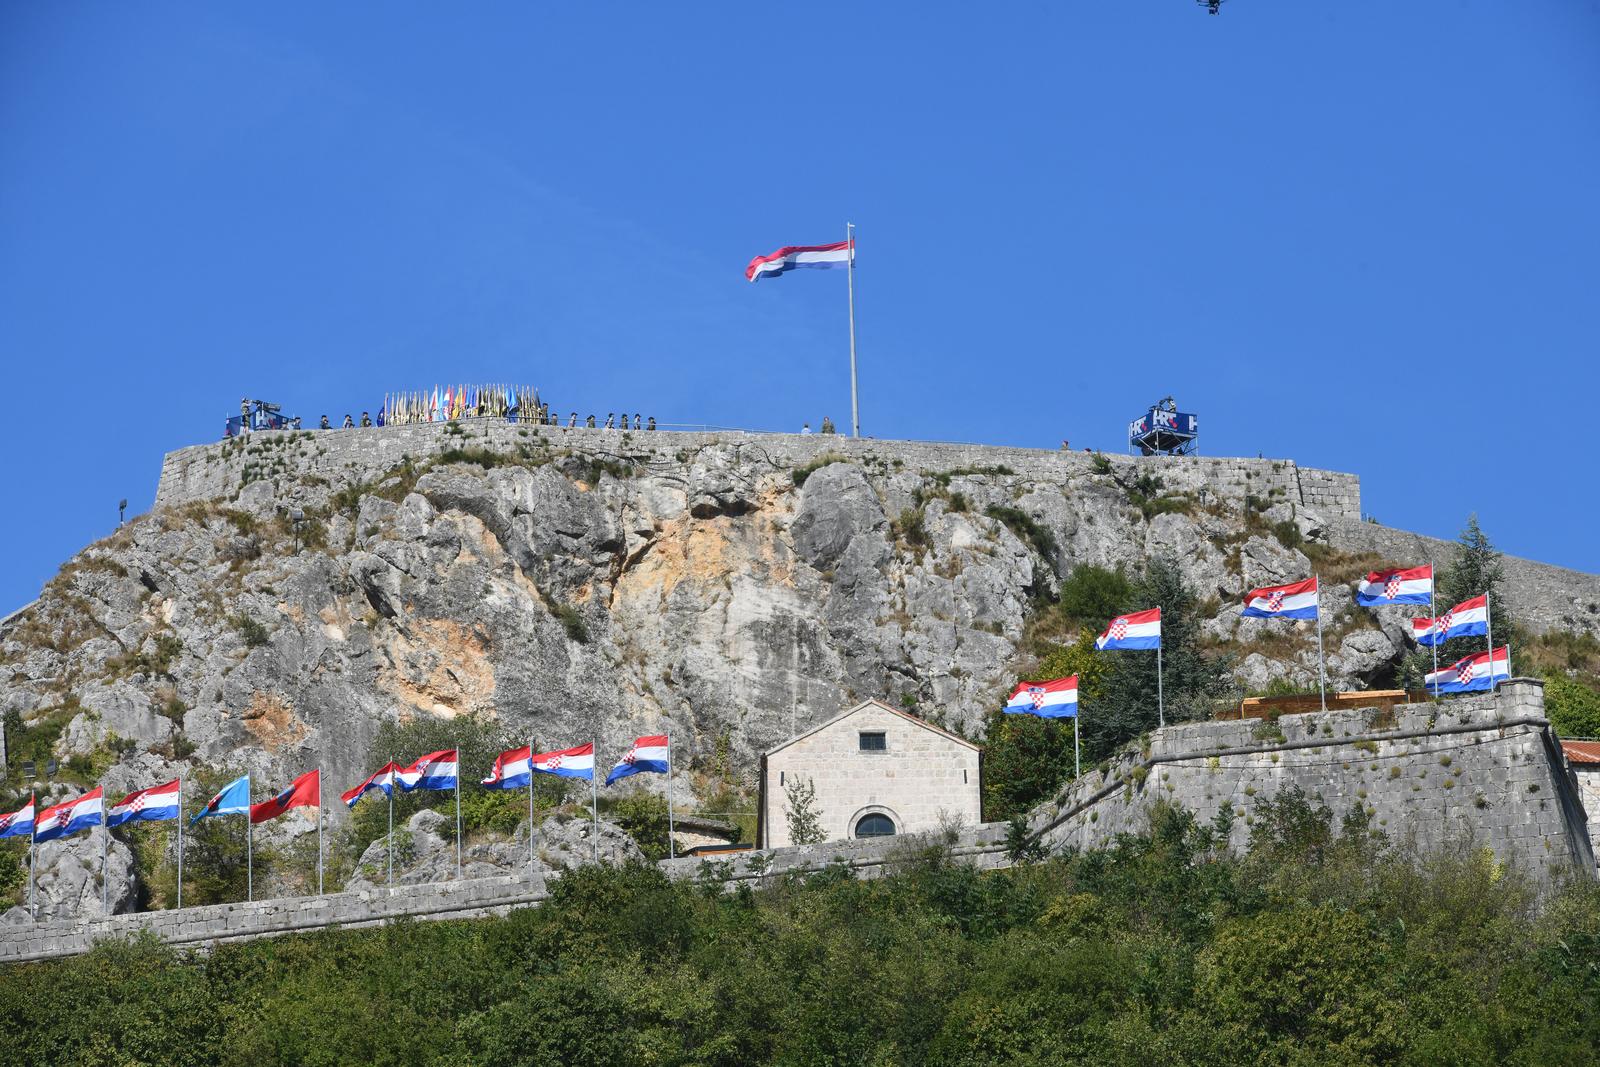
[153,420,1363,523]
[4,680,1590,965]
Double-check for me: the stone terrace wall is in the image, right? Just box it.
[0,824,1008,966]
[1333,520,1600,638]
[1027,679,1597,882]
[153,421,1362,523]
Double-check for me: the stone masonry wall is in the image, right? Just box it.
[1028,679,1597,882]
[761,704,981,848]
[153,421,1363,523]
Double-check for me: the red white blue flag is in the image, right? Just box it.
[1425,646,1510,693]
[342,763,399,810]
[397,749,459,792]
[1005,676,1079,719]
[0,796,35,839]
[1095,608,1162,651]
[108,779,181,827]
[1409,594,1489,647]
[482,745,532,790]
[745,240,853,281]
[606,736,670,786]
[35,788,103,843]
[533,743,595,781]
[1356,565,1433,607]
[1242,577,1320,620]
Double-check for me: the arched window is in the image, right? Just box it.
[854,812,896,838]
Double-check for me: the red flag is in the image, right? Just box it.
[250,769,320,824]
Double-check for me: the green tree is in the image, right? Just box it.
[982,629,1108,821]
[783,775,826,844]
[1544,673,1600,737]
[1082,556,1226,762]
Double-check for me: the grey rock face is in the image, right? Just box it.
[2,835,137,923]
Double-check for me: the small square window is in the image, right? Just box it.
[859,731,887,753]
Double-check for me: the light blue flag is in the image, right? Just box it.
[190,775,250,824]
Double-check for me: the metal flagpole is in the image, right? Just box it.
[177,779,184,910]
[528,738,536,872]
[1485,590,1495,686]
[387,757,394,890]
[1156,645,1165,729]
[28,806,35,922]
[100,780,108,915]
[847,221,859,438]
[1428,562,1439,699]
[590,741,600,863]
[316,772,323,896]
[1314,575,1328,712]
[454,746,463,881]
[666,731,677,861]
[1073,714,1081,779]
[246,777,253,903]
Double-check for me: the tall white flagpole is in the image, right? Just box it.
[387,757,394,890]
[454,746,463,881]
[666,731,677,861]
[590,741,600,864]
[100,780,108,915]
[1314,576,1328,712]
[316,772,324,896]
[1073,713,1081,779]
[1156,644,1165,729]
[246,777,253,904]
[847,222,859,439]
[28,804,35,922]
[176,778,184,910]
[528,738,536,872]
[1428,562,1439,699]
[1484,590,1495,687]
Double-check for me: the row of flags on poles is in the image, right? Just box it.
[1003,563,1512,729]
[381,385,543,426]
[0,738,672,862]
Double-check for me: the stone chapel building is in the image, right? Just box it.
[758,700,982,849]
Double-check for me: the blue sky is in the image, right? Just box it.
[2,2,1597,613]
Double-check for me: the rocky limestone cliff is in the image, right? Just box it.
[2,424,1596,916]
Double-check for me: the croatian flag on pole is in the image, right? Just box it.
[108,779,181,827]
[1005,677,1079,719]
[0,796,35,839]
[1425,646,1511,693]
[745,240,853,282]
[533,743,595,781]
[1409,595,1489,647]
[35,788,103,843]
[397,749,459,792]
[1095,608,1162,651]
[482,745,532,790]
[1242,578,1320,620]
[605,735,669,786]
[341,763,399,810]
[1356,565,1433,607]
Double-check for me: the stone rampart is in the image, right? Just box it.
[1027,679,1597,882]
[0,824,1009,966]
[152,421,1362,523]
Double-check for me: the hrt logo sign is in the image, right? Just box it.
[1152,409,1179,430]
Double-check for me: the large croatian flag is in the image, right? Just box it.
[1425,646,1511,693]
[397,749,459,792]
[35,788,103,843]
[1409,595,1488,647]
[1356,565,1433,607]
[745,240,852,282]
[1095,608,1162,651]
[1005,677,1079,719]
[606,735,670,786]
[482,745,532,790]
[108,780,181,827]
[0,796,34,839]
[533,743,596,781]
[1242,578,1320,620]
[342,763,399,810]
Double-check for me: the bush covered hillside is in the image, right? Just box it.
[3,794,1598,1066]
